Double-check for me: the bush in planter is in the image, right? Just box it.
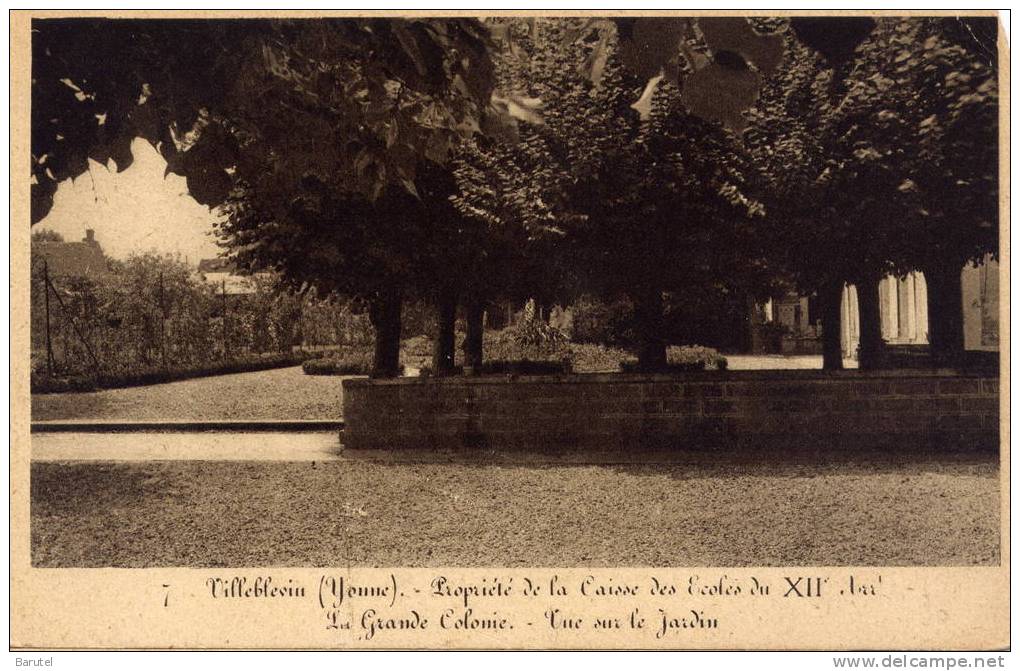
[506,312,568,351]
[490,306,571,360]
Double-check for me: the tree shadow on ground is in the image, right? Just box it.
[342,444,999,481]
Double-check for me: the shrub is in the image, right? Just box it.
[32,352,308,393]
[486,327,570,362]
[420,359,570,377]
[30,253,379,391]
[567,343,634,373]
[301,347,377,376]
[482,359,571,375]
[401,334,434,358]
[400,334,435,370]
[505,313,568,352]
[619,345,728,373]
[301,344,424,377]
[568,294,637,347]
[667,344,728,370]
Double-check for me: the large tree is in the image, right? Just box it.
[743,17,998,370]
[743,19,898,370]
[839,17,999,365]
[453,18,771,371]
[33,18,496,377]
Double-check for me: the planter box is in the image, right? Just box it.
[341,370,1000,453]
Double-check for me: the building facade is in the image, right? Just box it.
[753,256,999,359]
[840,256,999,357]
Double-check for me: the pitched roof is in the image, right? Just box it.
[34,241,108,278]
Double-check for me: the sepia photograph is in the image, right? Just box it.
[11,8,1007,652]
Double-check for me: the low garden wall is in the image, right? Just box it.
[341,370,1000,453]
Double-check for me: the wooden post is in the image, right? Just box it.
[159,271,168,371]
[43,260,54,376]
[44,269,101,372]
[222,279,229,360]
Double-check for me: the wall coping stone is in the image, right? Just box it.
[343,368,997,389]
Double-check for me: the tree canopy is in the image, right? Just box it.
[30,15,1001,374]
[31,18,495,222]
[744,16,998,367]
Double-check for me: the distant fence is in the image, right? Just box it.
[342,370,1000,453]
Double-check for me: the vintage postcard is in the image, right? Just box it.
[9,9,1009,651]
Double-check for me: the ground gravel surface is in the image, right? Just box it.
[31,366,346,421]
[32,451,998,567]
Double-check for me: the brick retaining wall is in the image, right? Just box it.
[341,371,1000,452]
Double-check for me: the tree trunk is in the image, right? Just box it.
[925,261,965,367]
[368,288,402,378]
[463,298,484,374]
[857,275,885,370]
[432,288,457,375]
[633,286,667,371]
[820,280,844,371]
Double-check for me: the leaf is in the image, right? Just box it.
[698,17,784,77]
[631,74,664,119]
[393,22,429,76]
[682,63,761,131]
[399,178,419,198]
[385,121,399,148]
[492,93,544,125]
[582,31,611,86]
[616,18,691,81]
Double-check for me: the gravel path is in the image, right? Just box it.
[724,355,858,370]
[32,431,342,462]
[32,452,999,567]
[31,366,348,421]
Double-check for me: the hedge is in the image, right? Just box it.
[31,352,309,394]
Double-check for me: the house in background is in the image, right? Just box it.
[32,228,108,280]
[754,293,822,355]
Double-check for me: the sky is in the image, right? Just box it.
[34,138,222,264]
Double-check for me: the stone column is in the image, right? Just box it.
[840,287,851,354]
[841,284,860,359]
[915,272,929,344]
[882,276,899,341]
[901,273,917,342]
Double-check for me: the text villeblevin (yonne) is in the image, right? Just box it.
[195,572,884,642]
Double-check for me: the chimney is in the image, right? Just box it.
[84,229,96,244]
